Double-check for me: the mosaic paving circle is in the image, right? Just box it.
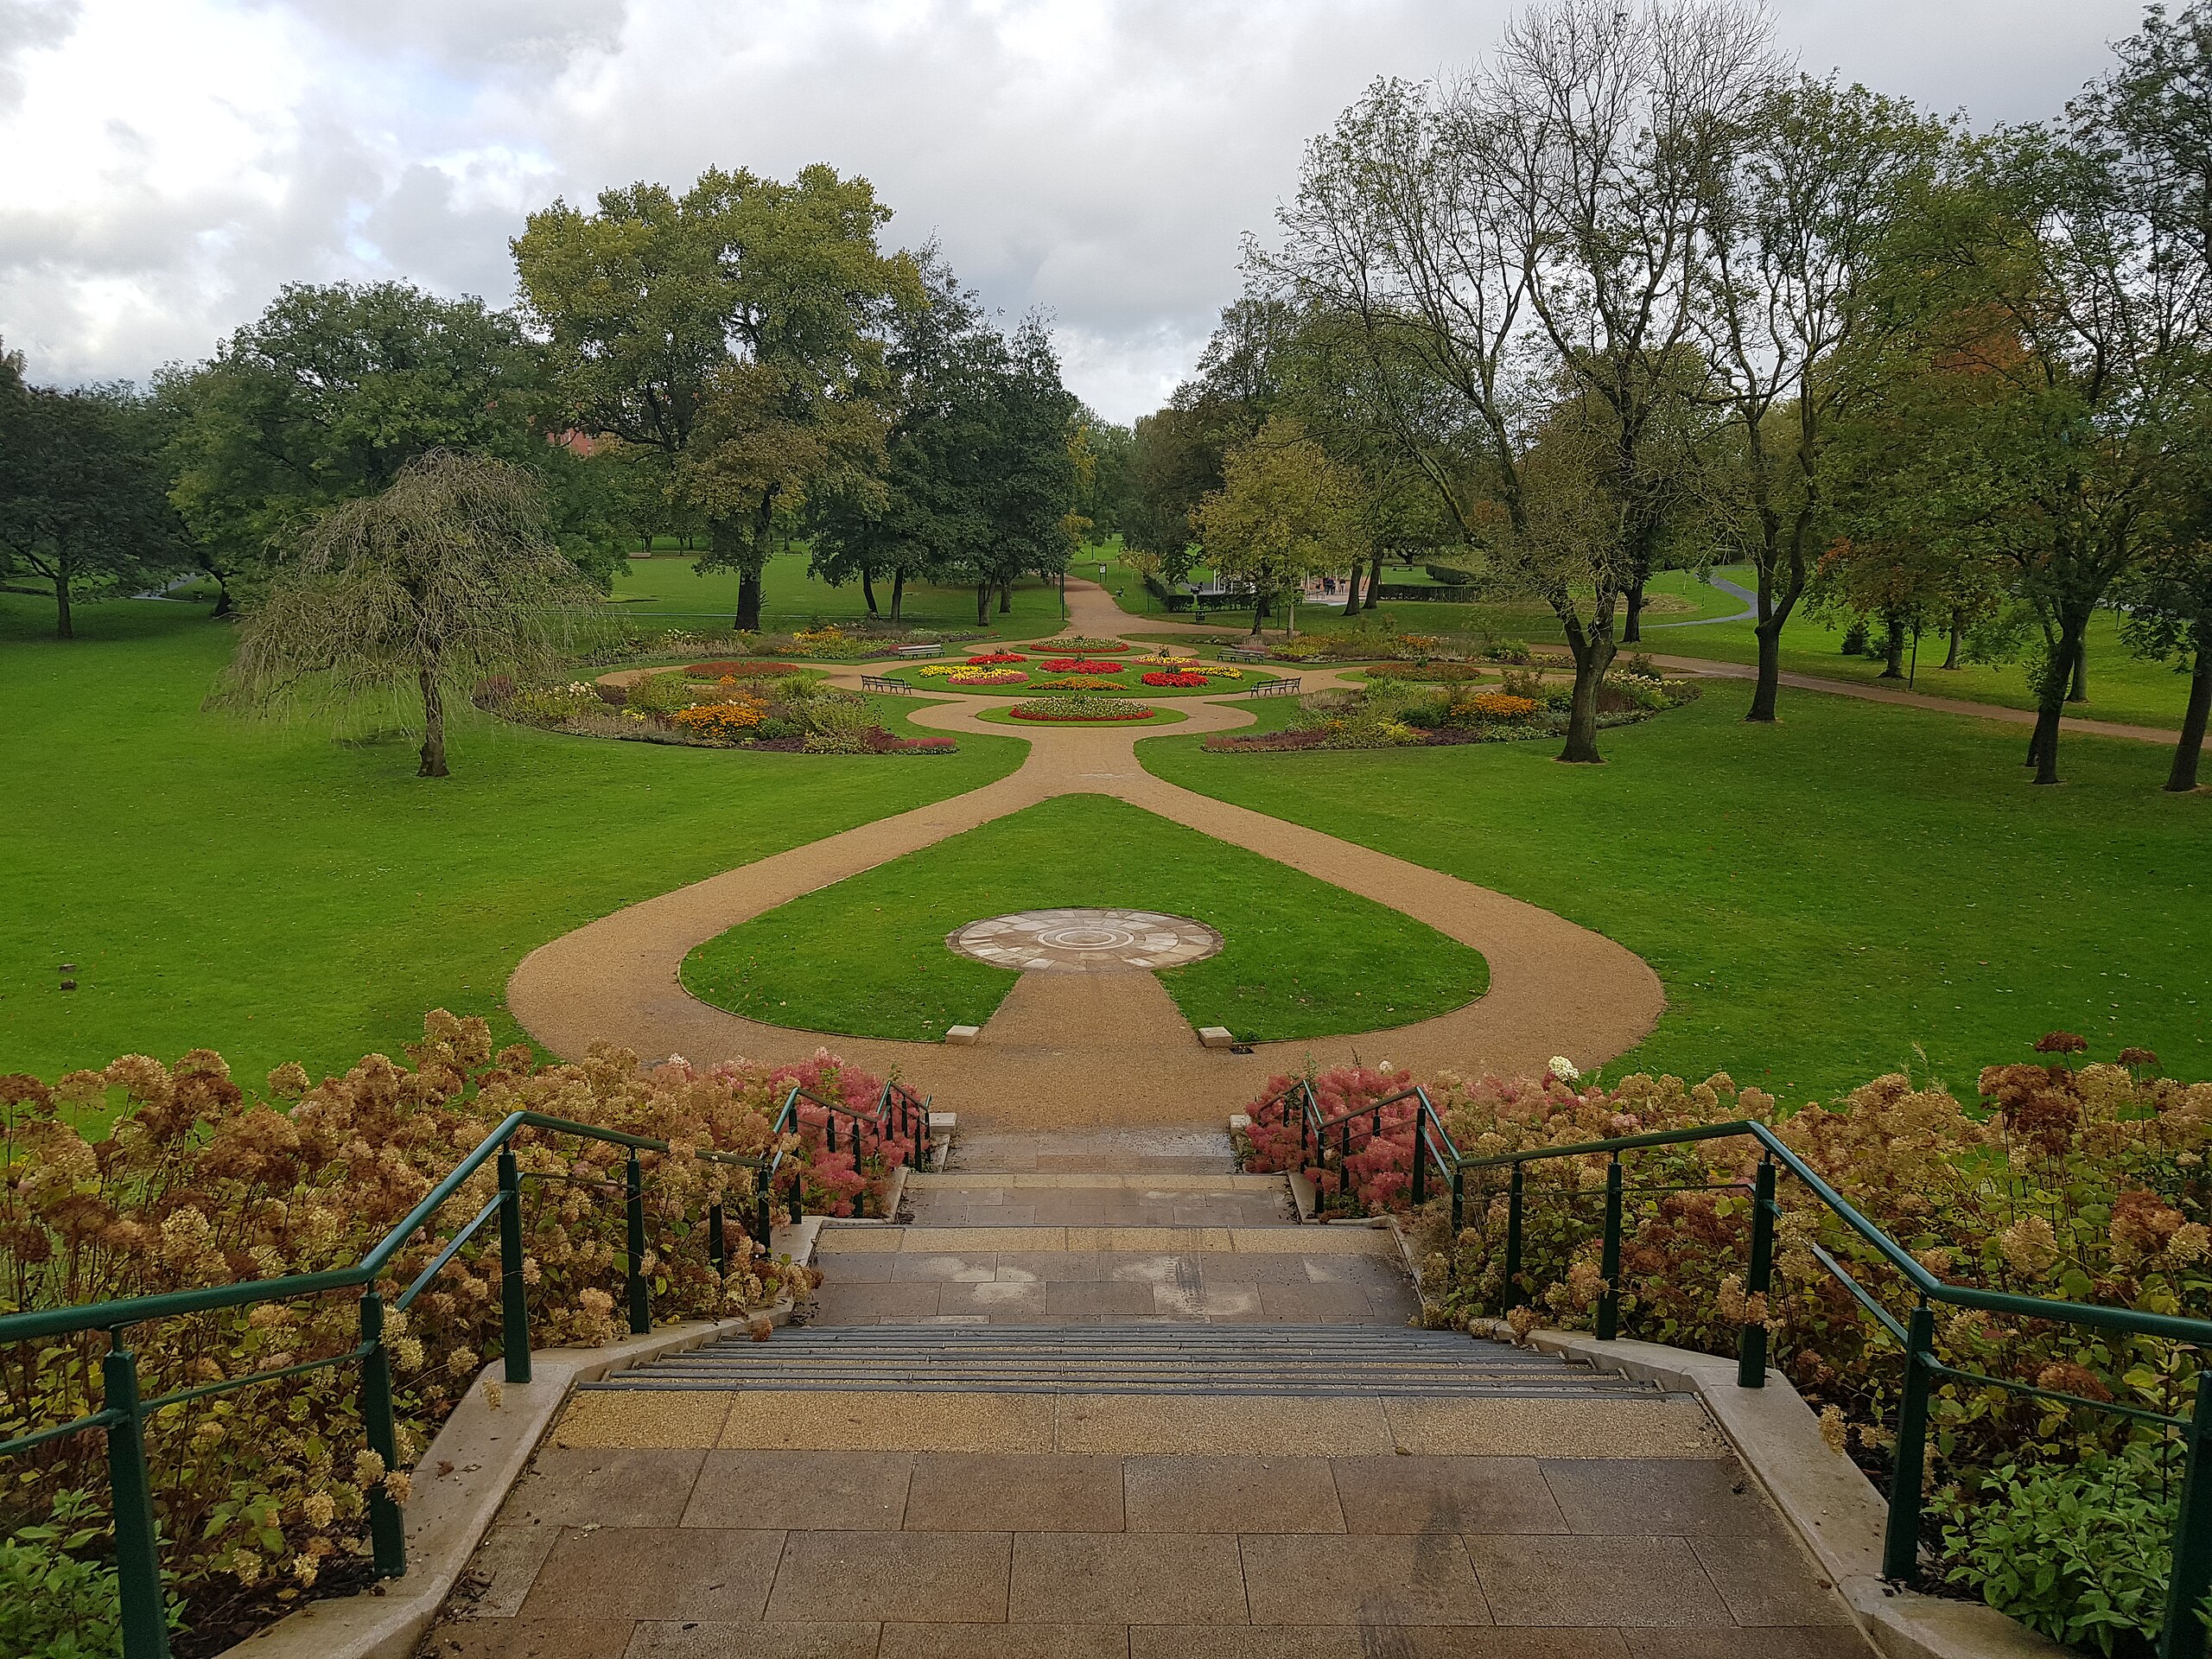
[946,907,1224,973]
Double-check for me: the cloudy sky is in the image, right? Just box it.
[0,0,2152,423]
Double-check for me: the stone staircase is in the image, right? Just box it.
[583,1323,1675,1397]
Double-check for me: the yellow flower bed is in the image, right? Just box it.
[671,700,767,740]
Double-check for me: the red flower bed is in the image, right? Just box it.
[1141,671,1208,687]
[685,661,804,677]
[965,652,1027,665]
[1042,658,1126,675]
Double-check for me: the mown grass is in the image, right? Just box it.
[1141,675,2212,1100]
[609,549,1080,640]
[0,594,1025,1084]
[678,794,1490,1045]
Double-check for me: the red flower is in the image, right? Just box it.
[965,652,1028,665]
[1043,658,1125,675]
[1141,671,1208,687]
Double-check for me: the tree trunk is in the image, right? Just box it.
[2030,613,2089,785]
[210,575,234,619]
[417,666,449,778]
[1942,609,1964,670]
[1250,592,1268,640]
[2168,626,2211,792]
[1749,620,1783,722]
[976,583,990,626]
[1558,619,1615,765]
[2068,636,2088,703]
[861,570,878,616]
[998,578,1012,614]
[53,572,73,640]
[1621,582,1645,645]
[1879,611,1906,679]
[735,568,763,632]
[890,567,905,623]
[1369,550,1384,607]
[1342,561,1363,618]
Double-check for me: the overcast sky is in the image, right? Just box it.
[0,0,2154,423]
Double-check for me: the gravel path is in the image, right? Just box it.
[509,584,1662,1127]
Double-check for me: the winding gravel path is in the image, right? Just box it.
[507,584,1663,1126]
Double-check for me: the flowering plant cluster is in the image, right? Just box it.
[684,661,804,678]
[1030,676,1122,691]
[1459,691,1541,721]
[496,671,948,756]
[1007,696,1156,721]
[0,1018,948,1642]
[947,668,1029,686]
[788,626,852,658]
[1237,1042,2212,1652]
[1041,658,1124,675]
[1141,671,1209,687]
[964,652,1027,665]
[1033,638,1125,653]
[671,698,767,739]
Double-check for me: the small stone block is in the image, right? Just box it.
[1198,1027,1235,1050]
[945,1026,981,1046]
[1227,1113,1251,1132]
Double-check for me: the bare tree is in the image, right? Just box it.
[1264,0,1775,762]
[219,451,600,778]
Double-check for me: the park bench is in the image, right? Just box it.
[1220,645,1271,664]
[894,642,944,658]
[1243,677,1300,698]
[860,675,911,695]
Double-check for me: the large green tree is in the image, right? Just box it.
[159,282,613,612]
[0,350,188,639]
[1194,415,1369,637]
[513,165,914,631]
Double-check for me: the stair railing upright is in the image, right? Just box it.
[1255,1081,1463,1225]
[761,1079,932,1236]
[0,1109,767,1659]
[1445,1119,2212,1659]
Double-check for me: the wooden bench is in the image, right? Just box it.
[860,675,911,695]
[1243,677,1300,698]
[894,642,944,658]
[1220,645,1271,664]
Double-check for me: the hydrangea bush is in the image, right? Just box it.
[0,1017,919,1649]
[1236,1044,2212,1653]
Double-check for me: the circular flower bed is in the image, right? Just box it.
[1141,671,1209,688]
[948,668,1029,686]
[964,652,1027,665]
[1041,658,1125,675]
[1031,675,1122,690]
[1033,637,1127,653]
[1008,696,1157,721]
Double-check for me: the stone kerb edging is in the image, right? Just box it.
[1456,1315,2068,1659]
[219,1255,823,1659]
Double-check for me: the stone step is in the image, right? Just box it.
[815,1223,1394,1256]
[909,1172,1286,1192]
[584,1324,1674,1399]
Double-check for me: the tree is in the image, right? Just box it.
[218,452,599,778]
[1696,75,1950,720]
[940,317,1083,625]
[1195,416,1368,638]
[159,282,613,612]
[0,358,188,639]
[515,165,914,631]
[1265,1,1773,762]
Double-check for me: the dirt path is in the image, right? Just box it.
[510,585,1661,1126]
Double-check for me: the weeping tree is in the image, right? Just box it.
[219,451,600,778]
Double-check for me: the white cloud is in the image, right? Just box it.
[0,0,2156,420]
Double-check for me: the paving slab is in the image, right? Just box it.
[765,1529,1014,1623]
[513,1526,782,1624]
[904,1453,1126,1533]
[624,1623,881,1658]
[1009,1531,1247,1625]
[1464,1535,1732,1628]
[1332,1455,1568,1535]
[880,1626,1131,1659]
[1239,1532,1491,1626]
[683,1450,912,1530]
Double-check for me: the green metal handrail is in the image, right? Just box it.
[760,1078,933,1227]
[1248,1093,2212,1659]
[0,1107,772,1659]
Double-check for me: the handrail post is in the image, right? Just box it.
[497,1149,531,1385]
[1450,1162,1464,1236]
[709,1200,727,1278]
[359,1292,405,1578]
[624,1152,650,1336]
[755,1174,772,1251]
[1502,1163,1523,1311]
[102,1333,171,1659]
[1882,1301,1936,1582]
[2159,1374,2212,1659]
[1597,1155,1624,1341]
[1411,1111,1427,1207]
[1737,1156,1776,1389]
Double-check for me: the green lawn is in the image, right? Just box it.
[1142,677,2212,1101]
[0,595,1025,1084]
[678,795,1489,1046]
[609,550,1082,640]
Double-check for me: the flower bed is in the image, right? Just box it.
[946,668,1029,686]
[493,673,950,755]
[964,652,1028,665]
[1007,696,1157,721]
[1032,638,1127,653]
[1236,1043,2212,1654]
[0,1019,941,1650]
[683,661,804,677]
[1141,671,1209,688]
[1041,658,1126,675]
[1029,676,1123,691]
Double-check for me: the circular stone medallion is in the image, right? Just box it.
[947,907,1224,973]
